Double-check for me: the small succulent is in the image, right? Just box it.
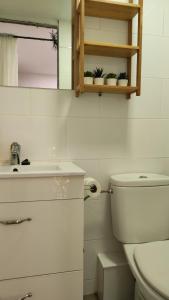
[118,72,128,80]
[84,71,93,77]
[93,67,105,78]
[106,73,117,79]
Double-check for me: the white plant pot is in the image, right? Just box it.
[84,77,93,85]
[106,78,117,86]
[94,78,104,85]
[118,79,128,87]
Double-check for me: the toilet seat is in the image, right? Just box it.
[124,242,169,300]
[134,241,169,300]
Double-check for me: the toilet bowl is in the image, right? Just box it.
[110,173,169,300]
[124,242,169,300]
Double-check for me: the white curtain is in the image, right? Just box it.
[0,36,18,86]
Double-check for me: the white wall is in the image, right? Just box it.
[59,21,72,89]
[0,0,169,295]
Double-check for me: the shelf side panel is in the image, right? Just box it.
[79,0,85,93]
[136,0,143,96]
[127,0,133,99]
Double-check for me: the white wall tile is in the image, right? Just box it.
[99,93,129,118]
[159,158,169,175]
[30,89,71,116]
[69,93,101,118]
[67,118,129,159]
[28,117,68,161]
[130,0,164,36]
[0,116,32,162]
[126,119,169,158]
[59,20,72,48]
[0,116,67,162]
[30,89,101,118]
[85,17,100,30]
[59,21,72,90]
[59,48,72,90]
[84,194,113,240]
[100,18,128,34]
[85,28,127,45]
[73,159,100,180]
[0,87,31,115]
[143,0,164,36]
[163,0,169,36]
[142,35,169,78]
[128,77,163,118]
[161,79,169,118]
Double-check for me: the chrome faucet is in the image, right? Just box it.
[10,142,21,165]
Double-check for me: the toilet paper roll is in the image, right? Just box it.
[84,177,101,198]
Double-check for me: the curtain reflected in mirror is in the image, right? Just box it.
[0,22,58,89]
[0,35,18,86]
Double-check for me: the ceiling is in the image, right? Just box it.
[0,0,72,23]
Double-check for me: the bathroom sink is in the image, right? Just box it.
[0,162,85,178]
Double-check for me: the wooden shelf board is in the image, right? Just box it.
[84,84,137,94]
[85,0,140,20]
[84,41,139,58]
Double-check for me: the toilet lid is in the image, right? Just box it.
[134,241,169,299]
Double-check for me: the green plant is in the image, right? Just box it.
[84,71,93,77]
[118,72,128,80]
[106,73,117,79]
[93,67,105,78]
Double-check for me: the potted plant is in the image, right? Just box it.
[84,71,93,85]
[106,73,117,86]
[118,72,128,87]
[93,67,105,85]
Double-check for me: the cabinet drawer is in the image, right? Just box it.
[0,200,83,280]
[0,271,83,300]
[0,176,84,202]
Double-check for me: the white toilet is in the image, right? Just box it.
[110,173,169,300]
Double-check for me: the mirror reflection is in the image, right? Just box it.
[0,0,72,90]
[0,21,58,89]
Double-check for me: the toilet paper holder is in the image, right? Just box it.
[85,184,98,193]
[84,183,113,201]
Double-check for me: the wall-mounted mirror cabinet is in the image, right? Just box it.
[0,0,72,90]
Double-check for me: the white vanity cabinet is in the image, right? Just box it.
[0,165,85,300]
[0,272,83,300]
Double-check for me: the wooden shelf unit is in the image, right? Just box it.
[85,0,140,20]
[84,84,137,94]
[84,41,139,58]
[73,0,143,98]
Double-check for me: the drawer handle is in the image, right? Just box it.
[0,218,32,225]
[19,293,33,300]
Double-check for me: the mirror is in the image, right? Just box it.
[0,0,72,90]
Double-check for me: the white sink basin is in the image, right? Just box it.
[0,162,85,178]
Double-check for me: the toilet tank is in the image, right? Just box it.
[110,173,169,244]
